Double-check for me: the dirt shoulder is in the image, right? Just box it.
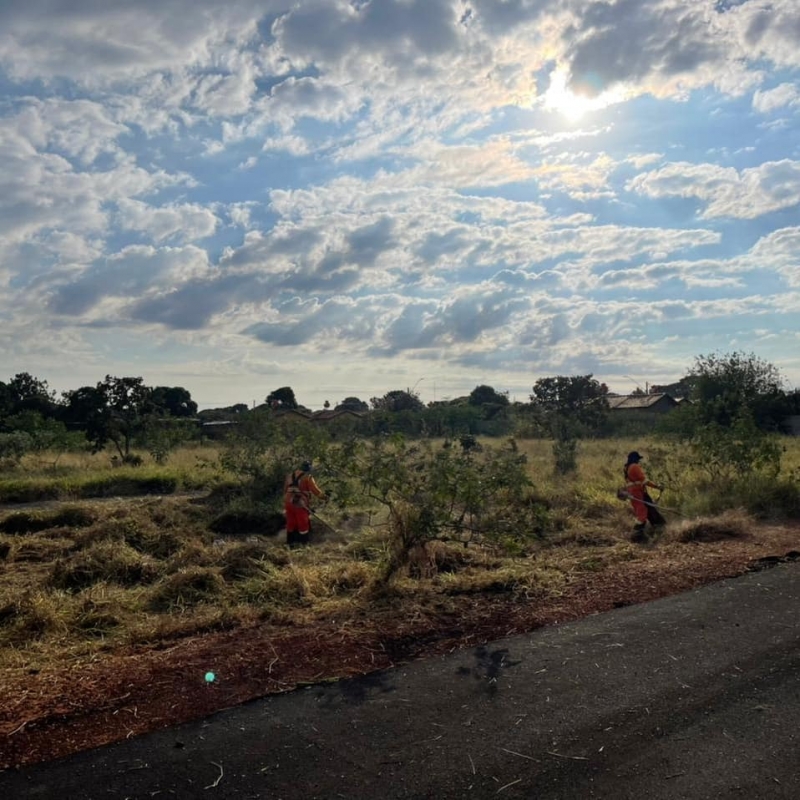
[1,520,798,771]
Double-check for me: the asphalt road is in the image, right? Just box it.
[3,563,799,799]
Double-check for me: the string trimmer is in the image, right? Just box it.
[616,488,685,517]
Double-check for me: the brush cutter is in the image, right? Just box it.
[616,488,685,517]
[309,506,342,535]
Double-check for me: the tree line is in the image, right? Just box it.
[1,352,798,469]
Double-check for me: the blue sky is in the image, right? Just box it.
[1,0,799,409]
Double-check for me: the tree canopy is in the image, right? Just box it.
[151,386,198,417]
[530,375,609,426]
[336,396,369,413]
[266,387,299,409]
[370,389,424,413]
[468,385,509,407]
[689,351,785,429]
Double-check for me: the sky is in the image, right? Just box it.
[1,0,799,410]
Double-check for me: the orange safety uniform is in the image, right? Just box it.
[284,469,324,537]
[624,462,658,524]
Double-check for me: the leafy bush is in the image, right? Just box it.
[0,431,33,468]
[689,414,781,481]
[336,435,544,583]
[736,475,800,519]
[552,437,578,474]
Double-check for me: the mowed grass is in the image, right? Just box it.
[0,437,798,673]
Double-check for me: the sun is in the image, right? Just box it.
[542,67,625,121]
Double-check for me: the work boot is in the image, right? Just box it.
[296,532,310,546]
[631,522,647,542]
[286,529,298,547]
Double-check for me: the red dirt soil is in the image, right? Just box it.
[1,524,798,771]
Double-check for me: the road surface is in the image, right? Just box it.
[3,563,799,799]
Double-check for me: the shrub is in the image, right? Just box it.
[552,437,578,475]
[0,431,33,468]
[737,476,800,519]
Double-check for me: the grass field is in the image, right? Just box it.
[1,436,798,674]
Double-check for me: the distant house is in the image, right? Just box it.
[272,407,313,422]
[608,393,679,414]
[310,409,365,423]
[200,419,238,439]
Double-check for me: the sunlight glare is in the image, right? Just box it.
[543,68,625,121]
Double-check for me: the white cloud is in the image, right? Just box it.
[2,0,800,400]
[752,83,799,114]
[116,199,220,243]
[0,1,267,84]
[627,159,800,219]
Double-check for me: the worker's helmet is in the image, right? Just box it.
[300,460,313,472]
[626,451,643,464]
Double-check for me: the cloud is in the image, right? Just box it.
[273,0,460,68]
[47,245,213,317]
[2,0,800,400]
[627,160,800,219]
[0,0,267,84]
[752,83,799,114]
[0,108,192,251]
[116,199,220,243]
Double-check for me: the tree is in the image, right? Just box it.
[370,389,424,413]
[689,351,785,429]
[468,385,510,421]
[530,375,610,474]
[340,436,546,584]
[266,386,298,409]
[468,385,509,407]
[65,376,154,461]
[0,381,13,418]
[530,375,609,431]
[336,396,369,413]
[5,372,57,418]
[151,386,198,417]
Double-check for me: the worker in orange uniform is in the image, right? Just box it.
[623,451,664,540]
[284,460,325,547]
